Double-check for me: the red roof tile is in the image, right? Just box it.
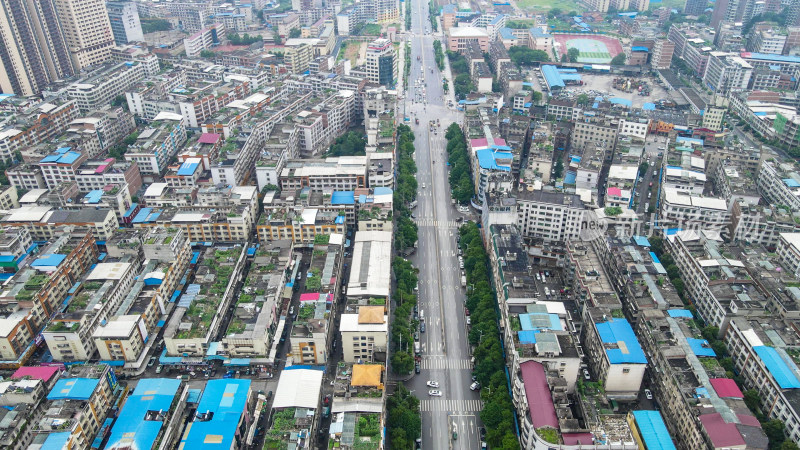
[698,413,746,448]
[520,361,558,429]
[710,378,743,398]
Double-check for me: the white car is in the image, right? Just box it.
[426,381,439,388]
[645,389,653,400]
[428,390,442,396]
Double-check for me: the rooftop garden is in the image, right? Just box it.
[227,318,246,335]
[264,408,297,449]
[298,304,315,321]
[47,321,78,333]
[175,248,241,339]
[352,414,381,449]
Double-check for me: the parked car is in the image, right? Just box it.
[155,365,163,374]
[645,389,653,400]
[470,381,481,391]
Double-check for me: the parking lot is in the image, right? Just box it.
[564,73,673,108]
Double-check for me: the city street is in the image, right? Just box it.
[403,1,484,448]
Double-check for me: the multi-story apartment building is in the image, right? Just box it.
[28,364,116,448]
[340,307,388,363]
[730,202,800,248]
[280,156,367,191]
[224,240,292,359]
[758,160,800,211]
[0,0,73,96]
[703,51,753,93]
[124,114,187,176]
[637,309,768,449]
[667,230,764,330]
[651,39,675,69]
[133,186,258,243]
[95,227,191,372]
[74,158,142,196]
[660,188,729,230]
[725,317,800,444]
[53,0,115,70]
[668,25,713,76]
[447,27,490,52]
[0,231,97,367]
[164,246,246,357]
[67,106,136,158]
[38,148,88,190]
[572,119,619,151]
[0,207,117,241]
[67,62,149,112]
[184,23,225,57]
[43,256,139,361]
[483,190,590,243]
[257,206,346,243]
[106,1,144,45]
[365,38,396,86]
[583,308,647,400]
[284,41,314,74]
[0,100,79,162]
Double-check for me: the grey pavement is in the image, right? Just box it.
[403,1,483,449]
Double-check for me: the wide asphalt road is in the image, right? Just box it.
[403,0,484,449]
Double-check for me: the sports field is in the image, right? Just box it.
[553,33,623,64]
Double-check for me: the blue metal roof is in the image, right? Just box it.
[520,313,562,331]
[643,102,656,110]
[744,52,800,64]
[499,28,516,39]
[633,236,651,247]
[610,97,632,107]
[132,208,161,224]
[335,216,345,224]
[676,136,704,146]
[784,178,800,188]
[596,318,647,364]
[123,203,139,217]
[563,171,577,184]
[32,254,66,268]
[48,378,100,400]
[667,309,693,318]
[373,187,392,195]
[476,149,512,171]
[42,432,71,450]
[518,330,537,344]
[177,161,200,176]
[632,46,649,52]
[180,379,251,449]
[687,338,716,357]
[649,251,661,264]
[84,190,103,204]
[754,346,800,389]
[40,150,81,165]
[541,65,565,88]
[632,411,675,450]
[331,191,355,205]
[106,378,182,450]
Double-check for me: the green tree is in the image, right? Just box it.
[140,18,171,33]
[289,28,301,38]
[781,441,800,450]
[548,8,562,18]
[568,47,580,63]
[763,419,788,448]
[199,49,215,58]
[531,91,543,104]
[509,46,550,66]
[391,351,414,374]
[702,326,719,341]
[553,159,564,179]
[328,131,366,156]
[743,389,761,413]
[576,93,590,105]
[610,53,627,65]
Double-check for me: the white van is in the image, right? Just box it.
[419,309,424,321]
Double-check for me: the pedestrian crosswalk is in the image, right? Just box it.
[420,399,483,412]
[420,358,473,370]
[413,218,460,229]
